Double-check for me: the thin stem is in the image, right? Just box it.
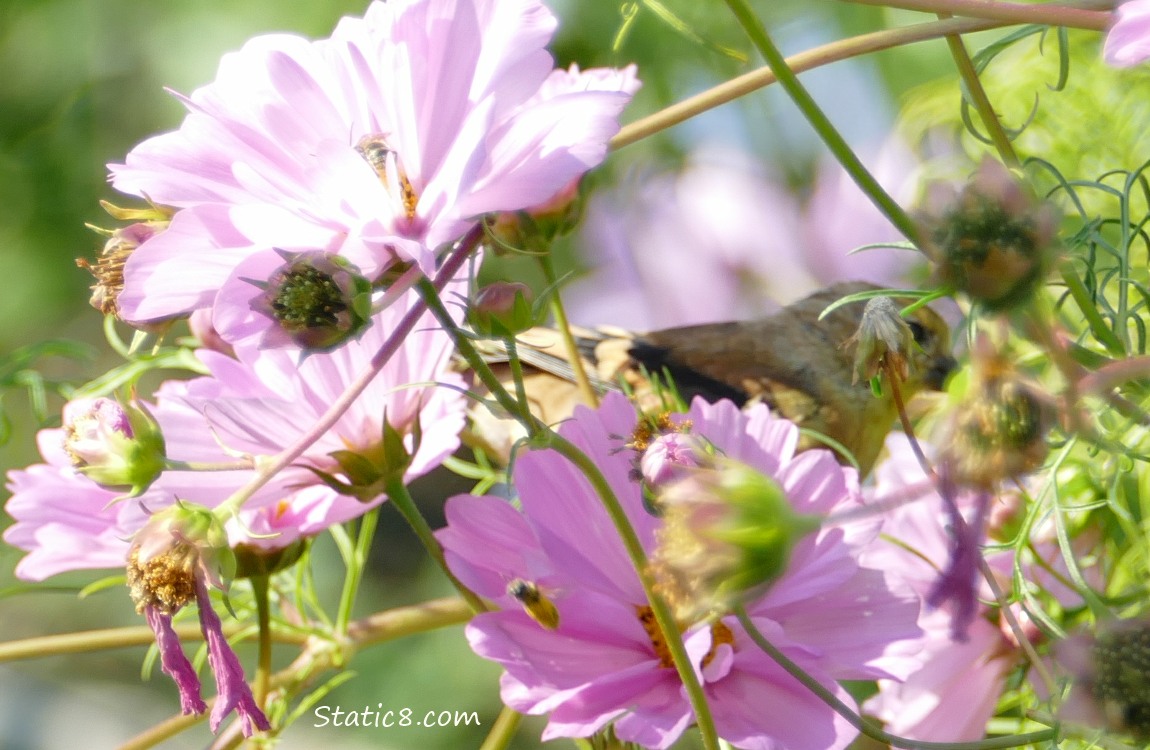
[213,224,484,519]
[936,11,1021,167]
[334,509,380,636]
[418,276,544,437]
[840,0,1112,30]
[478,705,522,750]
[0,623,307,663]
[250,574,273,708]
[163,460,255,473]
[384,477,488,613]
[538,255,599,409]
[503,335,532,418]
[545,435,721,750]
[734,605,1058,750]
[723,0,920,242]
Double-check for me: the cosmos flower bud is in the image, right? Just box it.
[921,158,1059,311]
[487,178,584,252]
[650,457,821,622]
[844,296,916,384]
[62,396,166,496]
[249,249,372,351]
[943,341,1052,489]
[468,282,540,338]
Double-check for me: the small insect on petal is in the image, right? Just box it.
[507,578,560,630]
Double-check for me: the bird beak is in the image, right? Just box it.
[925,355,958,391]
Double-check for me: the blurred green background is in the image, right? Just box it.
[0,0,981,747]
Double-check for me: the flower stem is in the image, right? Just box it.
[477,705,522,750]
[0,623,307,662]
[733,605,1057,749]
[722,0,920,242]
[417,277,543,437]
[250,573,273,708]
[384,477,488,613]
[936,11,1021,167]
[839,0,1112,30]
[538,254,599,409]
[545,434,721,750]
[334,509,380,635]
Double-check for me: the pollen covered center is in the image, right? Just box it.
[126,545,197,616]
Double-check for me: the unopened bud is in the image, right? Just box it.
[62,397,166,495]
[649,457,821,621]
[468,282,540,338]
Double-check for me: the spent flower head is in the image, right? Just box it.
[1056,618,1150,740]
[942,338,1053,489]
[921,158,1059,311]
[127,504,269,736]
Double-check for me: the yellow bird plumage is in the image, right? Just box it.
[467,281,956,477]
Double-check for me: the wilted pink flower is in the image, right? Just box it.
[127,505,269,735]
[438,393,920,749]
[108,0,639,328]
[1104,0,1150,67]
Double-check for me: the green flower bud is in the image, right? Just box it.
[62,396,166,496]
[650,457,821,621]
[468,282,541,338]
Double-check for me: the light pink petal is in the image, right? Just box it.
[1104,0,1150,67]
[118,205,256,322]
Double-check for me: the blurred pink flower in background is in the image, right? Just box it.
[438,393,921,749]
[564,142,925,331]
[109,0,639,328]
[1104,0,1150,67]
[861,434,1094,741]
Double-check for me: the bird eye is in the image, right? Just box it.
[908,319,929,346]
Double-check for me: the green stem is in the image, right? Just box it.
[416,276,543,437]
[478,705,522,750]
[538,254,599,409]
[0,623,308,663]
[384,477,488,613]
[614,5,1124,151]
[502,335,532,419]
[722,0,920,242]
[936,12,1021,167]
[899,287,954,318]
[545,435,721,750]
[733,606,1058,750]
[335,509,380,635]
[250,574,273,708]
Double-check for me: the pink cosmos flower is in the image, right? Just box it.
[1104,0,1150,67]
[437,393,921,749]
[108,0,638,328]
[153,286,467,548]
